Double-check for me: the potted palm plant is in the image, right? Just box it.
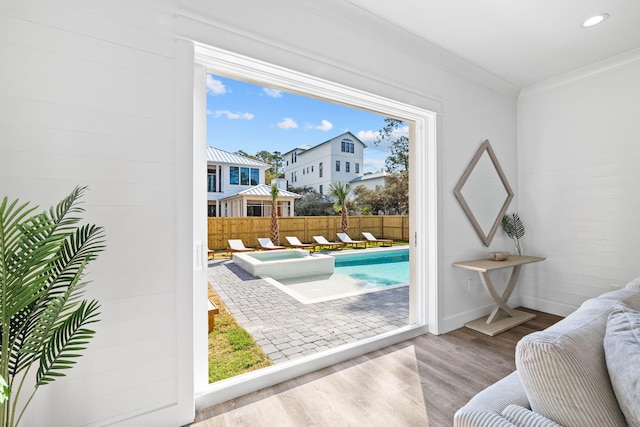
[502,212,525,255]
[0,186,104,427]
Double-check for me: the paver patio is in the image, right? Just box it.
[207,256,410,363]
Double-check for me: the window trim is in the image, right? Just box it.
[192,42,439,410]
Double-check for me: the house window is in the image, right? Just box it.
[355,163,360,173]
[231,166,259,185]
[247,200,263,216]
[311,166,314,172]
[230,166,239,185]
[240,167,250,185]
[319,162,323,178]
[319,184,323,195]
[346,162,350,173]
[302,169,305,175]
[341,139,354,153]
[207,169,217,192]
[207,204,216,217]
[336,160,340,172]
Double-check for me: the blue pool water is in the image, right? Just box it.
[272,247,410,304]
[333,249,409,287]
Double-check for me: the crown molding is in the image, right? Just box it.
[520,48,640,98]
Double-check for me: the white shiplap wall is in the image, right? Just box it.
[0,0,191,425]
[1,0,523,424]
[518,50,640,316]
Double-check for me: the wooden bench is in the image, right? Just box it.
[208,298,220,332]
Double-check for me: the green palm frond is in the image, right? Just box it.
[48,186,87,232]
[36,299,100,386]
[501,213,525,240]
[1,209,61,322]
[6,306,37,377]
[48,224,105,297]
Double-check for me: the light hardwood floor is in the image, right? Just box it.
[189,308,561,427]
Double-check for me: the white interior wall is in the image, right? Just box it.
[517,50,640,316]
[1,0,521,425]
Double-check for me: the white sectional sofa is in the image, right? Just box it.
[454,277,640,427]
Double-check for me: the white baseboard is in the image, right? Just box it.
[519,295,577,317]
[440,296,522,334]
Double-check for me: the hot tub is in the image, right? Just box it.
[232,249,334,280]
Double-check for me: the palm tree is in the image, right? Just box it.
[270,183,280,246]
[329,182,350,234]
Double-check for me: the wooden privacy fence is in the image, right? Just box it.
[208,215,409,250]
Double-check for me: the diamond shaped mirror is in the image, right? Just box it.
[454,140,514,246]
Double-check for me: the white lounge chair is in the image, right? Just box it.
[312,235,344,250]
[336,233,367,249]
[285,236,317,251]
[227,239,255,252]
[362,232,393,247]
[257,238,286,250]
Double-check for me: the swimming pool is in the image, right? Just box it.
[269,246,410,304]
[332,249,409,287]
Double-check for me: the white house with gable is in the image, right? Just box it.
[283,132,366,196]
[207,147,300,217]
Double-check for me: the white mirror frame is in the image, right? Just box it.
[454,139,514,246]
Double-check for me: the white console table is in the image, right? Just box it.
[452,255,545,336]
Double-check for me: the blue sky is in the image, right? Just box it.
[206,74,408,174]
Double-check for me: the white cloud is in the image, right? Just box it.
[306,119,333,131]
[277,117,298,129]
[356,129,381,143]
[364,158,386,172]
[263,88,282,98]
[390,125,410,139]
[209,109,254,120]
[206,75,227,95]
[358,125,409,150]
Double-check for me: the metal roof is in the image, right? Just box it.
[283,131,366,155]
[349,171,386,183]
[207,146,270,167]
[221,184,302,200]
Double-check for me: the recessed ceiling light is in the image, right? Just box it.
[582,13,609,28]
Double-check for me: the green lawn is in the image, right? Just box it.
[208,286,273,383]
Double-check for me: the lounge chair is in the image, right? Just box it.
[285,236,318,251]
[336,232,367,249]
[362,232,393,247]
[312,235,345,250]
[257,238,286,250]
[227,239,255,252]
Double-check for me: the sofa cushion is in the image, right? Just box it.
[625,275,640,289]
[515,291,640,427]
[604,303,640,427]
[500,404,562,427]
